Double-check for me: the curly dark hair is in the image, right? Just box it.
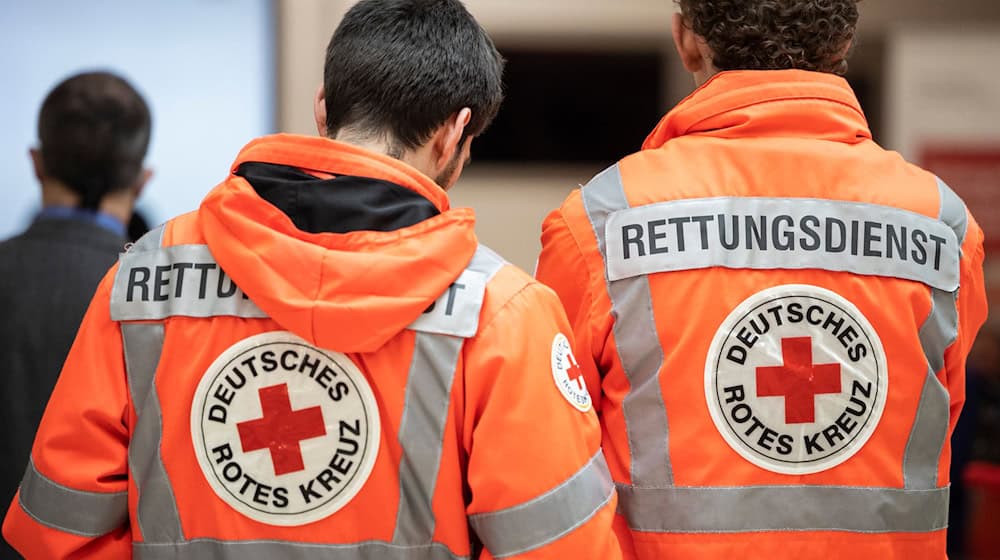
[677,0,860,75]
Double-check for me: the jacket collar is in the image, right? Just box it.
[643,70,872,150]
[36,206,127,238]
[231,133,451,213]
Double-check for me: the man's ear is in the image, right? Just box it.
[29,148,44,182]
[133,168,154,198]
[313,84,328,137]
[434,108,472,171]
[672,12,705,74]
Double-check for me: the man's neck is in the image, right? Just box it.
[40,179,134,226]
[331,131,435,180]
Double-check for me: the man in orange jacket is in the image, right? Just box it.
[2,1,620,558]
[536,1,987,558]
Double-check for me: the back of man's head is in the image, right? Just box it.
[677,0,860,75]
[37,71,151,210]
[323,0,504,154]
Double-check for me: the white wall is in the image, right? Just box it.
[0,0,275,239]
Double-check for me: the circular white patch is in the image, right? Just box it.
[705,285,887,475]
[191,331,380,526]
[551,333,592,413]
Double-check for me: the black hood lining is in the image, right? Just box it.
[236,162,441,235]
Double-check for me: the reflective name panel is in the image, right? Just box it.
[408,269,487,338]
[110,245,267,321]
[604,197,960,291]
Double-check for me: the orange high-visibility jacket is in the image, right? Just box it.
[536,70,988,559]
[3,134,620,560]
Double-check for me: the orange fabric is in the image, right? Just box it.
[201,134,477,353]
[537,70,988,559]
[3,134,620,559]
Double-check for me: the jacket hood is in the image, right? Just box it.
[199,134,478,353]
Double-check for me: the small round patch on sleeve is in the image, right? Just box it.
[190,331,380,526]
[705,285,887,475]
[551,333,593,413]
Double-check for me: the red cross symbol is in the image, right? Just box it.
[566,352,585,392]
[237,384,327,476]
[756,337,842,424]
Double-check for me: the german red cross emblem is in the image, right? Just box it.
[705,285,887,475]
[551,333,592,412]
[756,337,842,425]
[237,384,327,476]
[191,331,380,526]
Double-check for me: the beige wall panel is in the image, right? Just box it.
[450,165,602,272]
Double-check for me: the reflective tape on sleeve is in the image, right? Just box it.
[618,484,949,533]
[603,197,961,291]
[468,452,615,558]
[17,459,128,537]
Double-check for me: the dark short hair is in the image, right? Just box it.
[324,0,505,153]
[38,71,151,210]
[677,0,860,75]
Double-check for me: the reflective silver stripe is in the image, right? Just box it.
[582,165,672,487]
[469,452,615,558]
[110,245,267,321]
[17,458,127,537]
[903,178,968,490]
[617,484,949,533]
[603,197,961,291]
[122,322,183,542]
[394,246,505,543]
[466,244,508,279]
[134,539,467,560]
[393,333,464,544]
[936,177,970,249]
[133,224,166,253]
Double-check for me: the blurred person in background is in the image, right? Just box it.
[960,325,1000,558]
[0,70,151,560]
[536,0,987,558]
[2,1,620,559]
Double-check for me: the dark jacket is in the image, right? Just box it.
[0,215,125,558]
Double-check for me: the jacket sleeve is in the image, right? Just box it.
[2,270,132,559]
[462,280,621,560]
[535,200,604,411]
[944,213,988,440]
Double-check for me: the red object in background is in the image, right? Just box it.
[922,148,1000,324]
[921,147,1000,251]
[964,462,1000,558]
